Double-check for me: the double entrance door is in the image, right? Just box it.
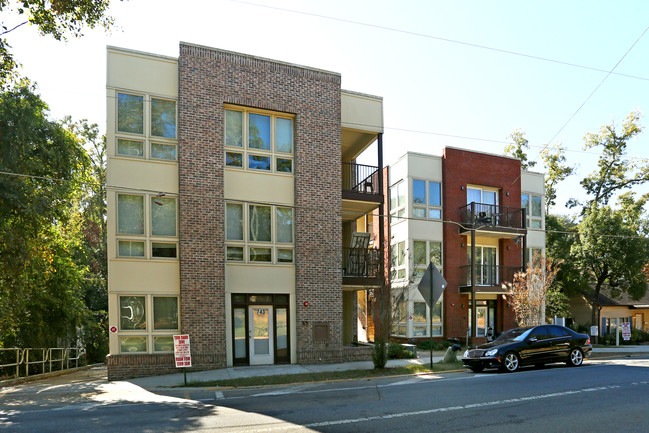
[233,294,289,366]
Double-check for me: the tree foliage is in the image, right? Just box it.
[505,256,561,327]
[0,0,113,86]
[540,143,574,213]
[504,129,536,170]
[579,111,646,209]
[570,198,649,327]
[0,84,107,360]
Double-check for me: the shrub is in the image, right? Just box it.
[388,343,416,359]
[372,341,388,369]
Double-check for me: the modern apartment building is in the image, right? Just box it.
[388,149,545,344]
[106,44,385,379]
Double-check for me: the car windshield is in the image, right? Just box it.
[494,328,532,342]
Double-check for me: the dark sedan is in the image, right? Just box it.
[462,324,592,373]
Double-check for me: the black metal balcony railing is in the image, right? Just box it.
[460,202,526,229]
[459,265,523,287]
[342,162,380,195]
[342,247,381,278]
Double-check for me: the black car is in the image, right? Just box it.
[462,324,592,373]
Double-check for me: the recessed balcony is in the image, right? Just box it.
[342,162,382,222]
[342,246,381,287]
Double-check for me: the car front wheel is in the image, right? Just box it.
[567,348,584,367]
[501,351,520,372]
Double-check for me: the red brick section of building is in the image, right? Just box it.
[442,148,522,342]
[178,43,345,367]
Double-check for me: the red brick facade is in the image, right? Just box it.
[442,148,523,340]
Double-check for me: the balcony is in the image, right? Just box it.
[459,202,526,238]
[458,264,523,294]
[342,247,381,287]
[342,162,382,222]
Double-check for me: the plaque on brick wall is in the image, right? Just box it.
[313,323,330,343]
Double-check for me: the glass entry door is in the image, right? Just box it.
[249,306,274,365]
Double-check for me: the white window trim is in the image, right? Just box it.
[389,181,406,224]
[412,179,443,220]
[522,192,544,229]
[224,106,294,175]
[225,202,295,265]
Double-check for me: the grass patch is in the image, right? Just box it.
[184,360,465,388]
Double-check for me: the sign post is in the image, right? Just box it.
[417,263,448,370]
[173,334,192,386]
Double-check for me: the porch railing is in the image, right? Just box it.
[0,347,85,380]
[459,265,523,287]
[342,162,380,195]
[342,247,381,278]
[460,202,526,229]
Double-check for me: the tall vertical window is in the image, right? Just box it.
[118,295,179,354]
[117,93,144,134]
[225,203,294,264]
[412,180,442,219]
[413,241,442,278]
[389,181,406,223]
[150,98,177,138]
[521,193,543,228]
[225,107,294,174]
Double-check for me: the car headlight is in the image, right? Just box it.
[485,348,499,357]
[463,350,469,358]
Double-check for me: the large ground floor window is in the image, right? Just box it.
[391,286,443,338]
[231,293,290,366]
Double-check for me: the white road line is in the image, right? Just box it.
[232,384,635,432]
[215,391,224,400]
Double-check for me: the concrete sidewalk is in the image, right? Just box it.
[127,345,649,390]
[128,354,452,389]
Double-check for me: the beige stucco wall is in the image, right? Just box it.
[107,47,179,355]
[224,170,294,204]
[341,90,383,133]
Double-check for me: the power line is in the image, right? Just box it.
[231,0,649,83]
[2,169,648,241]
[541,25,649,154]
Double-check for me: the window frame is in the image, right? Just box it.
[224,106,295,175]
[225,201,295,265]
[115,91,178,162]
[115,192,179,260]
[412,179,442,220]
[117,294,180,354]
[389,181,406,224]
[521,192,543,229]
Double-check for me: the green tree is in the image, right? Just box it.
[545,214,586,296]
[540,144,574,213]
[579,111,646,209]
[0,83,92,348]
[1,0,113,86]
[570,199,649,330]
[504,129,536,170]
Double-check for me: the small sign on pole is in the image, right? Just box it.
[174,334,191,386]
[621,322,631,341]
[590,326,599,337]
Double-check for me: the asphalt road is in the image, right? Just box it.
[1,357,648,432]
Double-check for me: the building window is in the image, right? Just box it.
[116,193,178,259]
[412,299,443,337]
[224,107,294,174]
[391,295,407,336]
[525,248,543,267]
[412,180,442,220]
[389,181,406,223]
[521,193,543,229]
[118,295,179,354]
[226,202,294,264]
[115,92,177,161]
[413,240,442,279]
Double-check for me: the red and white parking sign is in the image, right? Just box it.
[173,334,192,368]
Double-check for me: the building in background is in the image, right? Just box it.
[106,44,384,379]
[388,149,545,344]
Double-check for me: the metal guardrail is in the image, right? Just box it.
[0,347,86,380]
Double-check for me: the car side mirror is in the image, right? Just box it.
[528,336,538,343]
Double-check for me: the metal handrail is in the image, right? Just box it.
[459,202,526,229]
[0,347,86,380]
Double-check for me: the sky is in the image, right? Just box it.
[4,0,649,216]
